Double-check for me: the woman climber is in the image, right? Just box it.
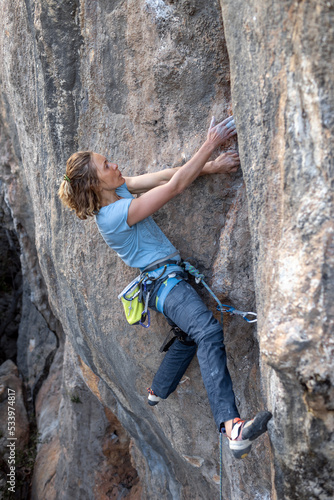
[58,115,272,459]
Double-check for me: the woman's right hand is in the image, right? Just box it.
[207,115,237,149]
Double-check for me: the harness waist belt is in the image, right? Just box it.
[145,260,178,273]
[142,252,181,273]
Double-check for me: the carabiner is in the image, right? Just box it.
[229,308,257,323]
[139,310,151,328]
[236,311,257,323]
[218,305,257,323]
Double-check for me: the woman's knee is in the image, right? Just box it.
[194,323,224,344]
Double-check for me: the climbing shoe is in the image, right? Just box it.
[147,387,160,406]
[228,411,272,459]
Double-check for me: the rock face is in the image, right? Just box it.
[0,0,333,499]
[31,339,141,499]
[220,1,334,498]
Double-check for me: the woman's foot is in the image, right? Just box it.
[147,387,160,406]
[227,411,272,459]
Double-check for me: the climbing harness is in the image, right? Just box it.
[119,259,257,328]
[182,261,257,323]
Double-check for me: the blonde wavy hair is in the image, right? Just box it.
[58,151,102,219]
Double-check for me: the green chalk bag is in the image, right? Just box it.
[119,277,151,328]
[121,282,144,325]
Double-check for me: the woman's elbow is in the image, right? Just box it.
[168,182,184,198]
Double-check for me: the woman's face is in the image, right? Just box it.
[92,152,125,191]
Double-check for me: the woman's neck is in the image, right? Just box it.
[100,190,121,207]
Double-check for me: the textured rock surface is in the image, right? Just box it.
[0,26,142,496]
[0,0,333,499]
[31,339,140,499]
[220,0,334,498]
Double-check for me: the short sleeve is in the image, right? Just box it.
[96,198,133,235]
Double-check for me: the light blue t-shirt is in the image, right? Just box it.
[95,182,179,270]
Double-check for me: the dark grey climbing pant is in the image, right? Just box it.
[149,279,240,430]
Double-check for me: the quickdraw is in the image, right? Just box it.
[182,261,257,323]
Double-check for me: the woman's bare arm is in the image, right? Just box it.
[124,151,240,194]
[126,116,237,226]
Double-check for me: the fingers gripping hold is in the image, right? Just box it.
[222,115,234,126]
[219,115,235,133]
[207,114,237,148]
[224,117,237,138]
[225,119,235,130]
[209,115,234,131]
